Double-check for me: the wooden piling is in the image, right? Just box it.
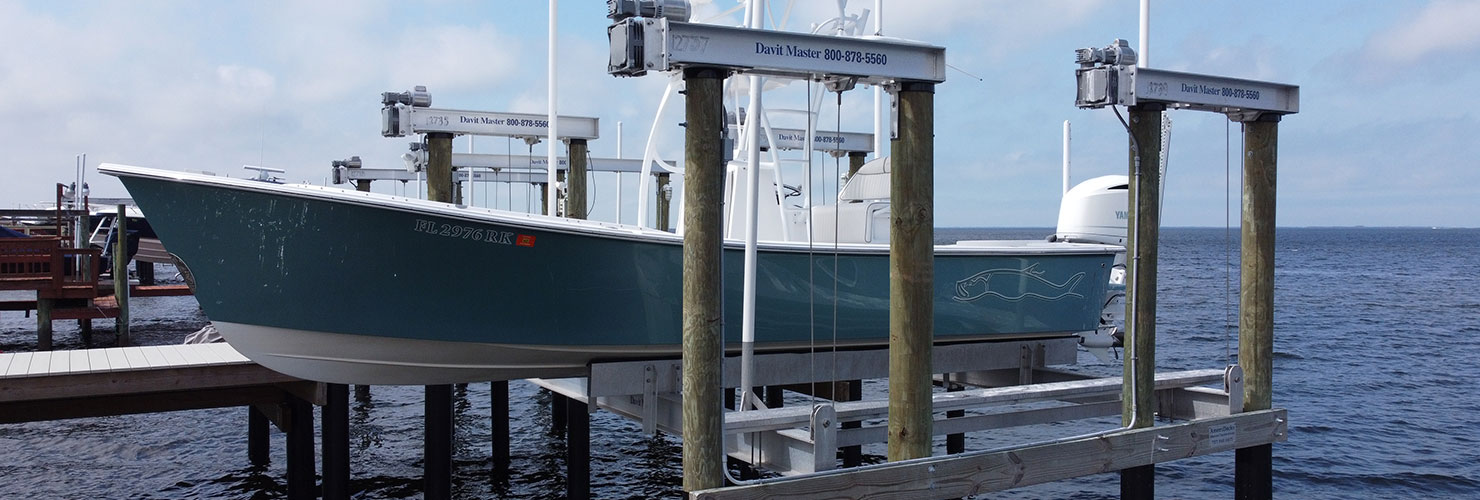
[764,386,784,409]
[841,380,863,467]
[425,384,453,500]
[248,406,269,466]
[490,380,510,475]
[426,132,455,203]
[1121,104,1164,500]
[888,81,935,462]
[567,139,589,220]
[566,394,591,500]
[946,379,965,454]
[537,183,549,216]
[137,262,155,286]
[322,383,349,500]
[113,204,130,347]
[77,211,92,346]
[847,151,867,179]
[286,396,315,499]
[1236,115,1279,500]
[656,173,672,232]
[680,66,727,493]
[36,298,53,350]
[422,131,456,500]
[551,389,568,436]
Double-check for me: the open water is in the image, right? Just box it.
[2,227,1477,498]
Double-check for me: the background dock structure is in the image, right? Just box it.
[0,343,348,500]
[1,207,192,350]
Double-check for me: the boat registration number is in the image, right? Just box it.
[413,219,535,247]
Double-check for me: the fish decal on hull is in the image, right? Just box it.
[952,263,1086,302]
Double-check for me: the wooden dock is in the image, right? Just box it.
[0,343,314,423]
[0,342,344,499]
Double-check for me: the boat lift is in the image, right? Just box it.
[369,87,616,214]
[599,2,1296,498]
[1072,38,1297,500]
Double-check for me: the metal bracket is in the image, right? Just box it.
[1224,364,1244,414]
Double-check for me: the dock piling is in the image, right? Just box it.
[567,138,589,220]
[491,380,510,476]
[847,151,867,179]
[1121,103,1165,500]
[426,132,455,203]
[248,405,269,466]
[565,394,591,500]
[322,383,350,500]
[425,384,453,500]
[36,298,53,350]
[137,262,155,286]
[1236,115,1279,500]
[551,389,568,436]
[655,173,672,232]
[841,380,862,467]
[680,66,727,492]
[113,204,130,347]
[946,377,965,454]
[286,396,315,499]
[887,81,935,462]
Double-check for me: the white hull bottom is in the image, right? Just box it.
[215,322,680,385]
[214,322,1029,385]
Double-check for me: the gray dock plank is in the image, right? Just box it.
[26,352,52,376]
[121,348,149,370]
[4,352,33,377]
[103,348,130,371]
[158,345,189,367]
[210,343,251,363]
[87,349,110,374]
[48,351,70,374]
[178,345,219,365]
[137,346,168,369]
[0,353,11,376]
[68,350,91,373]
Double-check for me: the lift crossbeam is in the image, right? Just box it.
[382,107,600,140]
[736,126,873,153]
[1074,39,1299,118]
[609,18,945,84]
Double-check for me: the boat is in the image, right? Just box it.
[100,162,1118,384]
[95,6,1125,385]
[86,205,172,265]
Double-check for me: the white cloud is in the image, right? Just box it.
[1369,0,1480,65]
[386,24,523,96]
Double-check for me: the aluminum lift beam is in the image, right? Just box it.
[383,105,600,140]
[608,17,945,84]
[331,154,678,185]
[1074,39,1299,119]
[730,126,873,153]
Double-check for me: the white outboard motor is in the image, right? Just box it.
[1054,175,1128,362]
[1053,175,1128,246]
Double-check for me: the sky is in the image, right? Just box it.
[1,0,1475,228]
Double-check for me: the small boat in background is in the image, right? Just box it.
[87,205,171,265]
